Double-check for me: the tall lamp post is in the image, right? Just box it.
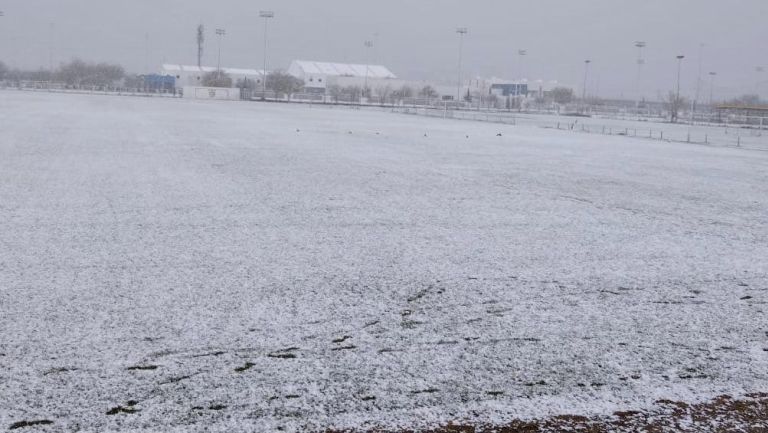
[363,40,373,103]
[582,59,591,112]
[673,55,685,123]
[259,11,274,100]
[456,27,468,103]
[634,41,646,115]
[708,71,717,107]
[215,28,226,78]
[517,49,527,82]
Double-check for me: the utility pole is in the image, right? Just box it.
[456,27,468,103]
[216,28,226,78]
[260,11,274,100]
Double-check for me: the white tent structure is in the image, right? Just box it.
[287,60,399,93]
[160,64,265,90]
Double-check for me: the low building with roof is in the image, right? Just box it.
[160,64,264,90]
[287,60,401,94]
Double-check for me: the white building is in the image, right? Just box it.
[287,60,400,94]
[160,64,265,90]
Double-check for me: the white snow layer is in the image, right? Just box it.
[0,91,766,432]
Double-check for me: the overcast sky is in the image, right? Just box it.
[1,0,766,99]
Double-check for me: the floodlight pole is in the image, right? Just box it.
[456,27,468,103]
[582,60,591,112]
[260,11,274,100]
[708,72,717,107]
[674,55,685,123]
[634,41,646,115]
[517,49,527,82]
[216,28,226,78]
[364,40,373,104]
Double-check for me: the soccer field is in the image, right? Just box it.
[1,91,766,432]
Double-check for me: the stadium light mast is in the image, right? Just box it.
[694,43,705,113]
[49,23,56,75]
[456,27,468,103]
[517,49,527,83]
[259,11,274,100]
[673,55,685,123]
[708,71,717,107]
[363,40,373,103]
[215,28,226,78]
[582,59,591,111]
[634,41,646,115]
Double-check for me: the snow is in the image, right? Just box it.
[289,60,397,79]
[161,64,265,77]
[0,90,766,432]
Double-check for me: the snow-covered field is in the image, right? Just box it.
[0,91,767,432]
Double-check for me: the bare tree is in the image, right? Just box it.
[550,87,574,105]
[266,72,304,98]
[342,85,362,101]
[123,74,144,90]
[327,84,343,103]
[418,85,438,99]
[56,59,124,88]
[665,91,688,123]
[197,25,205,68]
[202,70,232,88]
[393,85,414,102]
[376,84,393,105]
[236,78,257,90]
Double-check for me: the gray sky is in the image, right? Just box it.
[1,0,766,99]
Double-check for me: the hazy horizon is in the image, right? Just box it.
[1,0,766,100]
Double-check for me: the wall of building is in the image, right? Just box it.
[183,86,242,100]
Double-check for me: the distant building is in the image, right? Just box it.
[490,83,529,97]
[287,60,400,94]
[160,64,264,89]
[141,74,176,92]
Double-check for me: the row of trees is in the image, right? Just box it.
[0,59,125,88]
[326,84,439,103]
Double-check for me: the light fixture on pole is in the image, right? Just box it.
[215,28,226,78]
[363,40,374,103]
[694,43,705,113]
[517,49,527,86]
[456,27,468,103]
[634,41,646,113]
[582,59,591,102]
[674,55,685,123]
[259,11,274,100]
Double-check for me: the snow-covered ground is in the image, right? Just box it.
[393,106,768,151]
[0,91,766,432]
